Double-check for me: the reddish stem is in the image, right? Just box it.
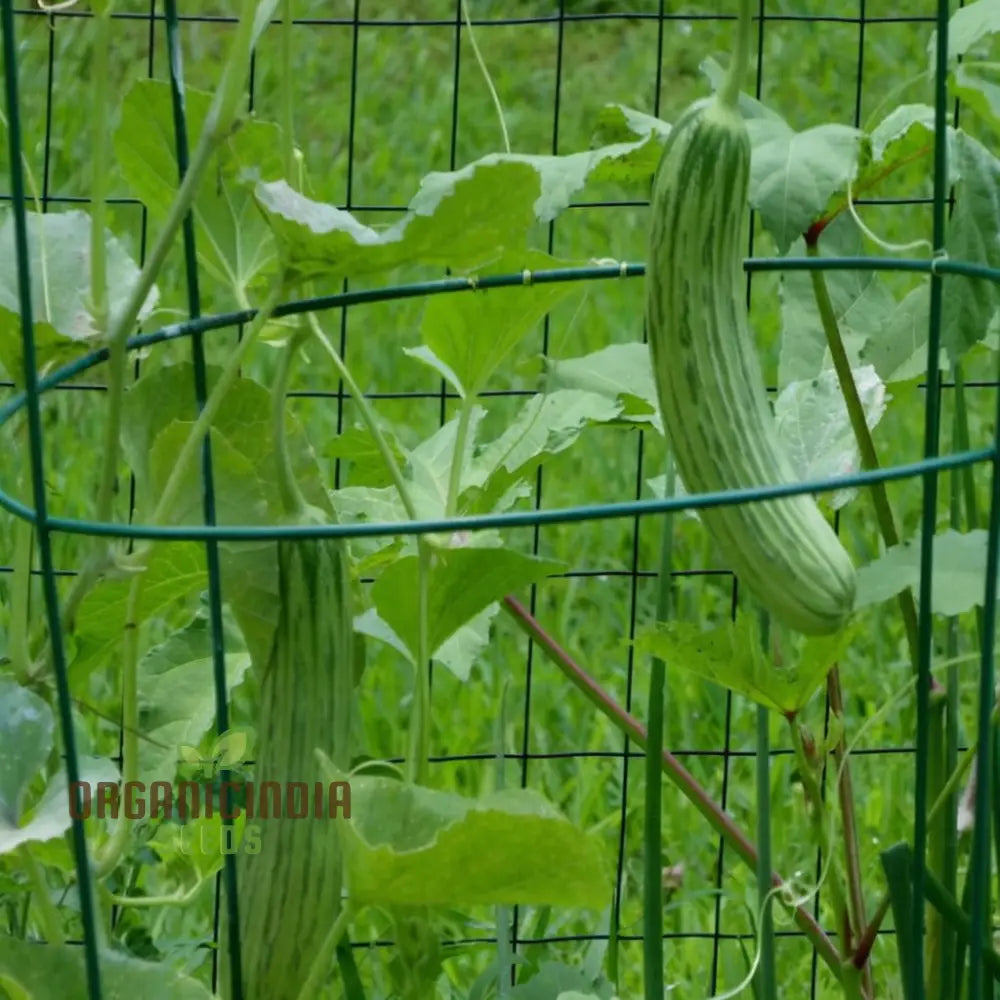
[805,143,933,247]
[501,593,845,981]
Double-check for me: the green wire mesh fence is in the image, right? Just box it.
[2,2,1000,999]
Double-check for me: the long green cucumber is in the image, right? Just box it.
[222,529,353,1000]
[645,10,856,635]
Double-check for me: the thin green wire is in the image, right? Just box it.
[1,254,998,437]
[0,449,987,548]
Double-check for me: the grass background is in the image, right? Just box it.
[1,1,997,997]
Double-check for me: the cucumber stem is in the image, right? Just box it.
[828,665,873,998]
[806,246,923,671]
[445,399,474,518]
[788,719,853,967]
[8,517,32,680]
[719,0,754,110]
[272,326,310,518]
[19,846,65,945]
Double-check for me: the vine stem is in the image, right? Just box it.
[718,0,753,110]
[806,240,950,991]
[305,314,417,523]
[19,846,65,945]
[788,720,856,995]
[445,399,474,518]
[828,665,873,997]
[272,327,310,516]
[8,518,32,679]
[91,279,284,878]
[805,243,925,677]
[90,0,114,524]
[501,594,845,983]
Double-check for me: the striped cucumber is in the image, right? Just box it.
[645,2,855,635]
[237,539,354,1000]
[222,325,356,999]
[222,526,354,1000]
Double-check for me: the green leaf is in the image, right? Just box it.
[148,811,248,883]
[137,605,252,788]
[212,730,249,768]
[465,389,624,514]
[72,543,208,681]
[0,211,158,382]
[333,774,607,907]
[323,424,408,489]
[122,362,333,669]
[254,161,540,283]
[218,539,282,673]
[855,529,1000,618]
[773,366,888,511]
[634,617,853,714]
[860,283,950,384]
[779,219,897,388]
[587,104,670,183]
[0,935,215,998]
[0,678,53,826]
[543,344,659,430]
[403,344,467,397]
[354,604,496,682]
[431,604,496,681]
[149,421,268,526]
[371,546,562,663]
[934,0,1000,61]
[509,961,617,1000]
[590,103,671,146]
[115,80,282,299]
[941,131,1000,359]
[747,119,864,253]
[418,250,582,397]
[953,61,1000,129]
[125,361,330,525]
[865,104,936,174]
[406,409,489,518]
[0,757,119,856]
[352,607,414,664]
[255,143,668,283]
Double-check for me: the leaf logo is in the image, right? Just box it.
[213,730,248,768]
[177,729,250,778]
